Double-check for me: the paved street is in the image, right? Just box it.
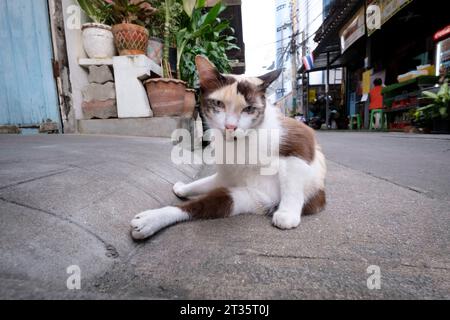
[0,132,449,299]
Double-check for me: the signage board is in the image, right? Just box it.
[339,7,366,52]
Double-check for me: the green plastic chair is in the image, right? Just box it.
[349,114,362,130]
[369,110,387,130]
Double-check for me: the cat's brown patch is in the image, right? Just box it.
[279,117,316,163]
[179,188,233,219]
[302,189,326,215]
[237,81,262,105]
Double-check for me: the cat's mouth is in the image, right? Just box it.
[225,128,247,141]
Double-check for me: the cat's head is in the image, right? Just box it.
[195,55,281,138]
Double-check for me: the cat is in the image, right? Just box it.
[130,55,327,240]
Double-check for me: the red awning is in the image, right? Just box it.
[434,24,450,42]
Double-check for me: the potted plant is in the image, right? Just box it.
[175,0,239,117]
[176,0,238,87]
[414,81,450,133]
[144,0,187,117]
[77,0,116,59]
[109,0,157,55]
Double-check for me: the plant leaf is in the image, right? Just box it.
[183,0,197,17]
[422,91,438,100]
[201,2,226,26]
[196,0,206,9]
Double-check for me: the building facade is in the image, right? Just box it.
[311,0,448,131]
[275,0,296,102]
[0,0,245,135]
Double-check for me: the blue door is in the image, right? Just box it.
[0,0,61,129]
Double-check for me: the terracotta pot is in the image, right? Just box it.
[144,78,187,117]
[147,37,163,65]
[112,23,149,56]
[183,89,196,118]
[81,23,116,59]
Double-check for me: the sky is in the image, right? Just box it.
[241,0,277,77]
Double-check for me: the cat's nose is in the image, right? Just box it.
[225,124,237,131]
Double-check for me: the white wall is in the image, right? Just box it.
[62,0,89,123]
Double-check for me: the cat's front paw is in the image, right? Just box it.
[173,181,188,198]
[272,209,301,230]
[130,207,188,240]
[130,210,159,240]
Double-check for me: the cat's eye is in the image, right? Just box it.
[210,99,224,108]
[242,106,256,113]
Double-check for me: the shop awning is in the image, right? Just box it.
[314,0,363,53]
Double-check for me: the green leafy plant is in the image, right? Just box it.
[176,0,239,88]
[108,0,156,26]
[77,0,113,25]
[143,0,183,77]
[146,0,165,38]
[414,81,450,125]
[148,0,183,40]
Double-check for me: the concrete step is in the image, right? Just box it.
[77,117,194,138]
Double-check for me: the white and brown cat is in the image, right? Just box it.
[130,56,326,240]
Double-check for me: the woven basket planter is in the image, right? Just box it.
[112,23,149,56]
[144,78,187,117]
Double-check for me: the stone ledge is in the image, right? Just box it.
[77,117,194,138]
[79,58,113,66]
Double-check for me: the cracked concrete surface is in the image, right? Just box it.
[0,132,449,299]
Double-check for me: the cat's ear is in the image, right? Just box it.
[258,69,282,91]
[195,55,229,91]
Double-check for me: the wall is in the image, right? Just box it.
[61,0,89,124]
[48,0,77,133]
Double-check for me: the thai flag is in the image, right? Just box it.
[303,54,314,71]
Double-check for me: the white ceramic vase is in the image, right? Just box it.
[81,23,116,59]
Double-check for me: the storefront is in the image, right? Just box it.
[367,0,449,132]
[309,0,449,132]
[434,25,450,82]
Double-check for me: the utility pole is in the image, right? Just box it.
[300,31,306,117]
[290,0,298,115]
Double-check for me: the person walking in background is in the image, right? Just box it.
[369,78,384,128]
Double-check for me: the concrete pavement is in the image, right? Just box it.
[0,132,449,299]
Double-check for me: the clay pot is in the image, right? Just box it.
[147,37,163,65]
[112,23,149,56]
[144,78,187,117]
[183,89,196,118]
[81,23,116,59]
